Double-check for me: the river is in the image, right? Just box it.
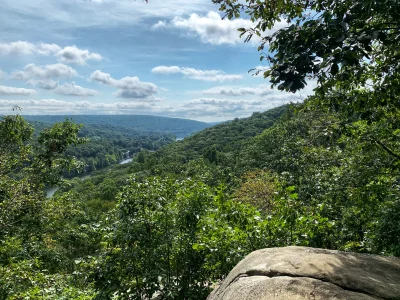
[119,158,133,164]
[45,186,59,198]
[45,173,92,198]
[45,157,133,198]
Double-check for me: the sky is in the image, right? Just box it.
[0,0,316,122]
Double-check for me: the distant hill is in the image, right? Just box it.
[154,105,288,163]
[58,105,289,202]
[22,115,212,138]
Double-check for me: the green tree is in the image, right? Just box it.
[214,0,400,255]
[240,104,400,253]
[95,177,266,299]
[213,0,399,101]
[233,169,278,213]
[0,113,90,298]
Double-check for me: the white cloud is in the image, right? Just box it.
[184,98,263,105]
[0,99,91,114]
[56,45,102,65]
[170,96,296,120]
[152,11,287,46]
[152,66,182,75]
[0,69,6,79]
[183,98,266,108]
[152,20,167,30]
[202,85,273,97]
[0,41,101,65]
[0,92,298,121]
[0,41,35,55]
[28,79,59,90]
[0,99,68,107]
[0,41,61,56]
[90,70,158,99]
[0,99,160,115]
[37,43,62,55]
[90,70,114,85]
[1,0,214,29]
[201,79,317,101]
[181,98,273,113]
[11,63,78,81]
[54,83,98,97]
[171,11,252,45]
[27,78,98,96]
[0,85,36,96]
[152,66,242,82]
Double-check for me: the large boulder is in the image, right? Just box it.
[207,246,400,300]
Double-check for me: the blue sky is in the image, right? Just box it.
[0,0,315,122]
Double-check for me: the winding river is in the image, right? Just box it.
[45,157,134,198]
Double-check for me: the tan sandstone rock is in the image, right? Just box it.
[207,246,400,300]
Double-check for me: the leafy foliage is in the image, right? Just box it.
[233,170,278,213]
[0,114,94,299]
[214,0,400,98]
[95,178,262,299]
[242,102,400,252]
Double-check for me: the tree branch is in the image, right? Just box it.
[372,138,400,160]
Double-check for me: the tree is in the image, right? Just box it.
[95,177,267,299]
[214,0,400,192]
[213,0,400,114]
[233,169,278,213]
[0,113,89,298]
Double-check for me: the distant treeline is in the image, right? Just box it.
[23,114,212,138]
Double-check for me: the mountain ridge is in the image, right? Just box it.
[22,114,212,138]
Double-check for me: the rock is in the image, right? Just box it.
[207,246,400,300]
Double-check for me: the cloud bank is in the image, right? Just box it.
[0,94,297,121]
[0,85,37,96]
[12,63,78,80]
[202,85,273,97]
[152,66,242,82]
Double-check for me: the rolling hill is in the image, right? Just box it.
[22,114,212,138]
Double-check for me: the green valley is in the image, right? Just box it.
[2,97,399,298]
[1,0,399,298]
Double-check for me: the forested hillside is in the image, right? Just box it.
[2,99,400,299]
[28,121,176,174]
[154,106,286,164]
[1,0,399,298]
[23,115,212,138]
[54,105,287,205]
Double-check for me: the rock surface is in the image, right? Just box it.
[207,246,400,300]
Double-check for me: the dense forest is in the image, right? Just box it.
[1,0,399,299]
[2,99,399,299]
[31,121,177,174]
[25,115,213,176]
